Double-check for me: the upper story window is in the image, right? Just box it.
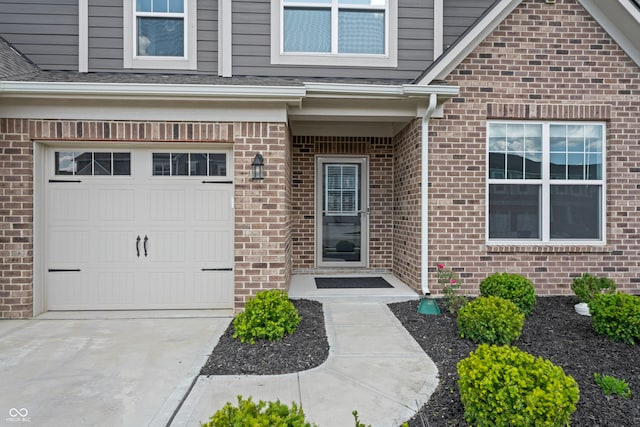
[124,0,197,70]
[271,0,397,67]
[487,122,606,244]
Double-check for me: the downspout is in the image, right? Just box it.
[421,93,438,295]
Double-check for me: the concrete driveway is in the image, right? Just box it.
[0,312,230,427]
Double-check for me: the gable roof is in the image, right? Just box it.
[0,36,39,80]
[416,0,640,85]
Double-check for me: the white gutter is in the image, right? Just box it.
[421,93,438,295]
[0,81,307,101]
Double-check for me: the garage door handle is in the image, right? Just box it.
[143,235,148,257]
[136,235,141,257]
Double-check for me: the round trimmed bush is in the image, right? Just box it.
[201,395,316,427]
[457,296,524,345]
[589,292,640,345]
[233,289,301,344]
[480,272,536,316]
[457,344,580,427]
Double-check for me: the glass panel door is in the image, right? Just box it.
[317,157,368,267]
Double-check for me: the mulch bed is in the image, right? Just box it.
[200,296,639,426]
[389,296,640,427]
[200,299,329,375]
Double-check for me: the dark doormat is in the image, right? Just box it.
[315,277,394,289]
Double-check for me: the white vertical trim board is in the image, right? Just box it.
[433,0,443,60]
[218,0,232,77]
[78,0,89,72]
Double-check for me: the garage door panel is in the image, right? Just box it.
[97,189,135,222]
[95,272,137,306]
[146,231,186,263]
[194,271,234,308]
[193,188,232,222]
[48,188,90,223]
[193,231,233,264]
[48,230,90,264]
[149,189,185,221]
[46,272,91,309]
[97,231,137,263]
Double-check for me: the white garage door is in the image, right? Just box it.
[45,148,234,310]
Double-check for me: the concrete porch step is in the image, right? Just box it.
[288,273,421,304]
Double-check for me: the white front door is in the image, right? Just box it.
[46,148,234,310]
[316,156,369,268]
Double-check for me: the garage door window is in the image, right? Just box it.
[152,152,227,176]
[55,152,131,176]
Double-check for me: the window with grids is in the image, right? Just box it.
[487,122,605,243]
[124,0,196,69]
[272,0,396,67]
[283,0,386,55]
[135,0,185,57]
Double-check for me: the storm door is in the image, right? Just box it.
[316,156,369,267]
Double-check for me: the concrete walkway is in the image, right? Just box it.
[173,301,438,427]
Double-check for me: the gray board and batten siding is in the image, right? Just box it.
[0,0,494,80]
[0,0,78,71]
[443,0,496,50]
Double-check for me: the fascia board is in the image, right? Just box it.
[416,0,522,85]
[0,81,307,102]
[579,0,640,67]
[303,82,460,99]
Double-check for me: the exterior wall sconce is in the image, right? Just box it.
[251,153,264,180]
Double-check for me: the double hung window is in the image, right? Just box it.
[124,0,197,69]
[487,122,605,244]
[272,0,397,67]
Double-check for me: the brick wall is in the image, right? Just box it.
[392,120,422,290]
[428,0,640,295]
[291,136,394,271]
[0,118,289,317]
[233,122,291,309]
[0,119,33,318]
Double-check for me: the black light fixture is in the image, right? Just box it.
[251,153,264,180]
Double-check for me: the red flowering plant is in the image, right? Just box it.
[436,263,468,315]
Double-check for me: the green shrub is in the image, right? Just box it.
[457,344,580,427]
[480,272,536,316]
[457,296,524,345]
[201,395,316,427]
[233,289,301,344]
[571,273,616,303]
[594,373,631,398]
[589,292,640,345]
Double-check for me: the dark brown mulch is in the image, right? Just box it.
[200,299,329,375]
[200,296,639,426]
[389,296,640,427]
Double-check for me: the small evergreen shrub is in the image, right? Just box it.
[480,272,536,316]
[571,273,616,303]
[589,292,640,345]
[594,373,631,398]
[201,395,315,427]
[233,289,301,344]
[457,344,580,427]
[457,296,524,345]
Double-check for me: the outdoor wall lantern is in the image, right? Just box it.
[251,153,264,180]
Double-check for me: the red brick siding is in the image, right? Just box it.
[0,119,290,317]
[0,119,33,319]
[392,120,422,290]
[428,0,640,295]
[291,136,394,271]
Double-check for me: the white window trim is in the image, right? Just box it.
[123,0,197,70]
[486,121,607,246]
[270,0,397,67]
